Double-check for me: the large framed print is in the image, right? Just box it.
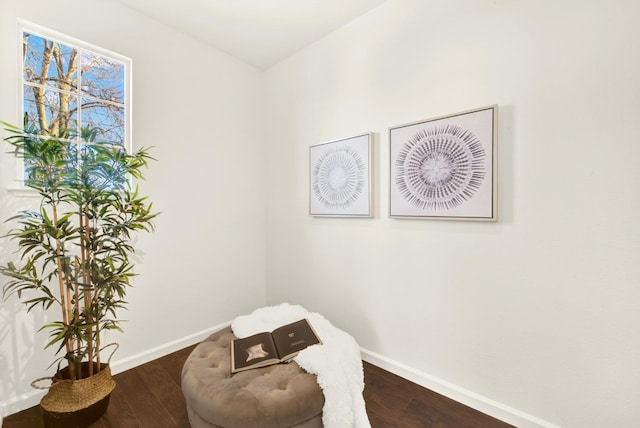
[309,133,373,217]
[390,105,497,221]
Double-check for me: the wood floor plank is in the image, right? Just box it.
[134,360,190,427]
[4,346,515,428]
[155,345,196,388]
[362,362,514,428]
[92,383,140,428]
[106,367,174,428]
[1,406,44,428]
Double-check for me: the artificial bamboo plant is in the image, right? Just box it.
[0,120,157,381]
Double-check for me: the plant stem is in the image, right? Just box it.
[51,203,76,380]
[73,258,81,379]
[81,206,94,376]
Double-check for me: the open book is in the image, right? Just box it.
[231,318,322,373]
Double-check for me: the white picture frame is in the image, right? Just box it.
[309,133,374,217]
[389,105,497,221]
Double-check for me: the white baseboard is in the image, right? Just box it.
[360,347,559,428]
[109,321,229,375]
[0,322,228,419]
[3,325,557,428]
[1,390,45,420]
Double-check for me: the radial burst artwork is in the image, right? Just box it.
[395,125,485,210]
[313,146,364,209]
[390,106,497,220]
[309,133,373,217]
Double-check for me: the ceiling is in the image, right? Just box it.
[115,0,387,69]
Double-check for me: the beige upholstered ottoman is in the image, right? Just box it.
[181,326,325,428]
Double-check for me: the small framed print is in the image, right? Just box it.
[389,105,497,221]
[309,133,373,217]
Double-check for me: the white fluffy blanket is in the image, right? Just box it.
[231,303,371,428]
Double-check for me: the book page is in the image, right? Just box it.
[231,332,280,373]
[271,319,322,361]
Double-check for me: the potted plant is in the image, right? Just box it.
[0,119,157,427]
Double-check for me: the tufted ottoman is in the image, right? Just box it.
[181,326,325,428]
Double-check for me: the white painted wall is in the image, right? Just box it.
[264,1,640,427]
[2,0,639,426]
[0,0,266,416]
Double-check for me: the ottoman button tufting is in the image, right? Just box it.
[182,326,324,428]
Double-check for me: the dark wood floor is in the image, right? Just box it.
[3,345,513,428]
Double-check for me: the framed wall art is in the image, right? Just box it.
[389,105,497,221]
[309,132,373,217]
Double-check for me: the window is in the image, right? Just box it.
[18,21,131,188]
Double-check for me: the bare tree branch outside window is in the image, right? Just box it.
[22,31,127,187]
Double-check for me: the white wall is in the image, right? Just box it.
[2,0,639,426]
[0,0,266,416]
[264,1,640,427]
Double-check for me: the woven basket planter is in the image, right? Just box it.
[32,345,118,428]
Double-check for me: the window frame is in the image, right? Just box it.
[13,19,132,194]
